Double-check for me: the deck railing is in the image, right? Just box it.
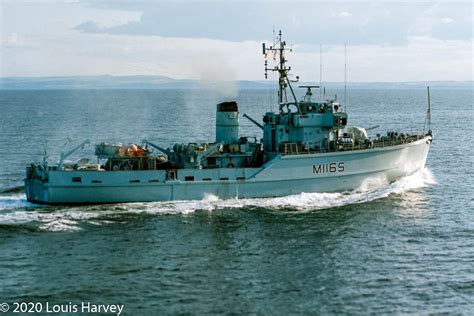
[280,134,427,156]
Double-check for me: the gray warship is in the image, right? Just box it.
[25,31,433,204]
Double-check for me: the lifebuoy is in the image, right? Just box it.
[227,162,235,168]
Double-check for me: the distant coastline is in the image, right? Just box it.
[0,75,471,90]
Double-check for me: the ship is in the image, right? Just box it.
[25,31,433,204]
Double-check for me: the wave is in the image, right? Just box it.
[1,185,24,194]
[125,168,436,214]
[0,168,436,232]
[0,194,39,210]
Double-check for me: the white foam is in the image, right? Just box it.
[0,168,436,230]
[0,200,109,232]
[38,219,82,232]
[120,168,436,214]
[0,194,38,210]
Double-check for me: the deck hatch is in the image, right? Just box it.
[72,177,82,183]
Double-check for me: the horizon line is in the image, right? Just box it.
[0,76,472,84]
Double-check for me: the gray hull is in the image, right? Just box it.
[25,137,431,204]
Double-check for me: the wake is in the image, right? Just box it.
[0,168,436,231]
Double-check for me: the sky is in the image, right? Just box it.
[0,0,472,82]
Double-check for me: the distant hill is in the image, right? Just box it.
[0,75,186,90]
[0,76,471,90]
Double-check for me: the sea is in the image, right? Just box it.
[0,86,472,314]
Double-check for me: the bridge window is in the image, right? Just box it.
[185,176,194,181]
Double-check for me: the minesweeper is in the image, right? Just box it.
[25,31,433,204]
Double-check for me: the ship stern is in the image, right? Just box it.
[25,164,50,204]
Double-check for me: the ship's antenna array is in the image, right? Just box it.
[271,26,276,111]
[262,30,299,112]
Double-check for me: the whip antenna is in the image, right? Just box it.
[424,86,432,135]
[320,44,323,101]
[344,42,347,112]
[427,86,432,134]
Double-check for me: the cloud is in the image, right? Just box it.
[6,33,19,45]
[73,1,472,45]
[1,0,472,81]
[74,21,103,33]
[409,2,472,41]
[440,17,454,23]
[72,1,442,46]
[1,29,471,82]
[337,11,353,18]
[1,32,30,48]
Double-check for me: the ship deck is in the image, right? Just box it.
[279,134,429,155]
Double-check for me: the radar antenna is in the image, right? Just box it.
[299,85,320,102]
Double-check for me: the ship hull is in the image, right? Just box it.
[25,136,431,204]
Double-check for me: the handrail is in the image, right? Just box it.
[280,134,429,156]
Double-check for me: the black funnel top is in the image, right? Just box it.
[217,101,238,112]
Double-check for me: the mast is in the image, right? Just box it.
[423,86,432,135]
[344,42,347,111]
[320,44,322,101]
[277,30,286,104]
[263,30,298,112]
[427,86,432,134]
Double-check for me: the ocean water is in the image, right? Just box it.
[0,87,472,314]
